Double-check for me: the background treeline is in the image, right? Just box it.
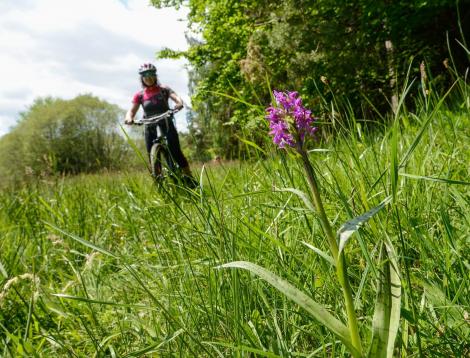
[153,0,470,160]
[0,95,139,186]
[1,1,469,182]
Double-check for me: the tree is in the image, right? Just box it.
[0,94,129,184]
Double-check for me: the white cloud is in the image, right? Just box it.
[0,0,190,136]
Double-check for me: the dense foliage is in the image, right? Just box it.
[0,95,130,185]
[152,0,470,158]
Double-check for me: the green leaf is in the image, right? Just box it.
[368,241,401,358]
[274,187,315,212]
[219,261,360,357]
[338,197,392,255]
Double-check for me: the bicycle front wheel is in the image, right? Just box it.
[150,143,164,178]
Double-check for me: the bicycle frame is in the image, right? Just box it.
[132,109,180,180]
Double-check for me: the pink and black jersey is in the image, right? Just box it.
[132,85,173,118]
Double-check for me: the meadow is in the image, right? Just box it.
[1,102,469,356]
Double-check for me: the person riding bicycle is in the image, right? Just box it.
[125,63,195,182]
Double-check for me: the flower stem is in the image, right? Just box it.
[299,149,363,356]
[337,254,363,355]
[299,149,338,260]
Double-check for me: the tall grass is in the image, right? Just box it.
[1,90,469,356]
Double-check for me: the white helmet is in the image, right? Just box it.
[138,63,157,75]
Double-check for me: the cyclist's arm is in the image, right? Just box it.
[124,102,140,124]
[169,90,184,111]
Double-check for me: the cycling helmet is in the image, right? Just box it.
[138,63,157,75]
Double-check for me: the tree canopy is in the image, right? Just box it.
[152,0,470,158]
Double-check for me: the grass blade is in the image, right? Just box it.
[386,241,401,357]
[368,241,401,358]
[236,135,267,155]
[119,124,150,173]
[390,119,399,202]
[399,81,457,168]
[338,197,392,255]
[219,261,360,357]
[274,187,315,212]
[44,221,118,258]
[400,173,470,185]
[203,341,283,358]
[124,329,185,357]
[420,281,470,336]
[52,294,157,310]
[0,259,8,279]
[302,241,336,267]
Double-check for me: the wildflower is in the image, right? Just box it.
[266,90,318,149]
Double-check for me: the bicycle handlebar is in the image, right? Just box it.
[131,108,181,126]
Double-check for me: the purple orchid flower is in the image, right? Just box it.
[266,90,318,149]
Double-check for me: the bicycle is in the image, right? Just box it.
[132,109,195,186]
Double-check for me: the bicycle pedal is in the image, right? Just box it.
[152,174,165,182]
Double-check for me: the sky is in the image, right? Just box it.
[0,0,190,136]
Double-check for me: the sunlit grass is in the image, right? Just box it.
[0,106,469,356]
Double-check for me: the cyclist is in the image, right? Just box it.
[125,63,195,182]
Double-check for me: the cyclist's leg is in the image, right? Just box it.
[163,121,197,187]
[144,124,158,157]
[162,121,190,170]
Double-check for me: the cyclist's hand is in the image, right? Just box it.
[124,118,134,125]
[174,104,183,111]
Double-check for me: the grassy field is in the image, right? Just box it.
[1,105,469,356]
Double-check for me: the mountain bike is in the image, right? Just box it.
[133,109,192,185]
